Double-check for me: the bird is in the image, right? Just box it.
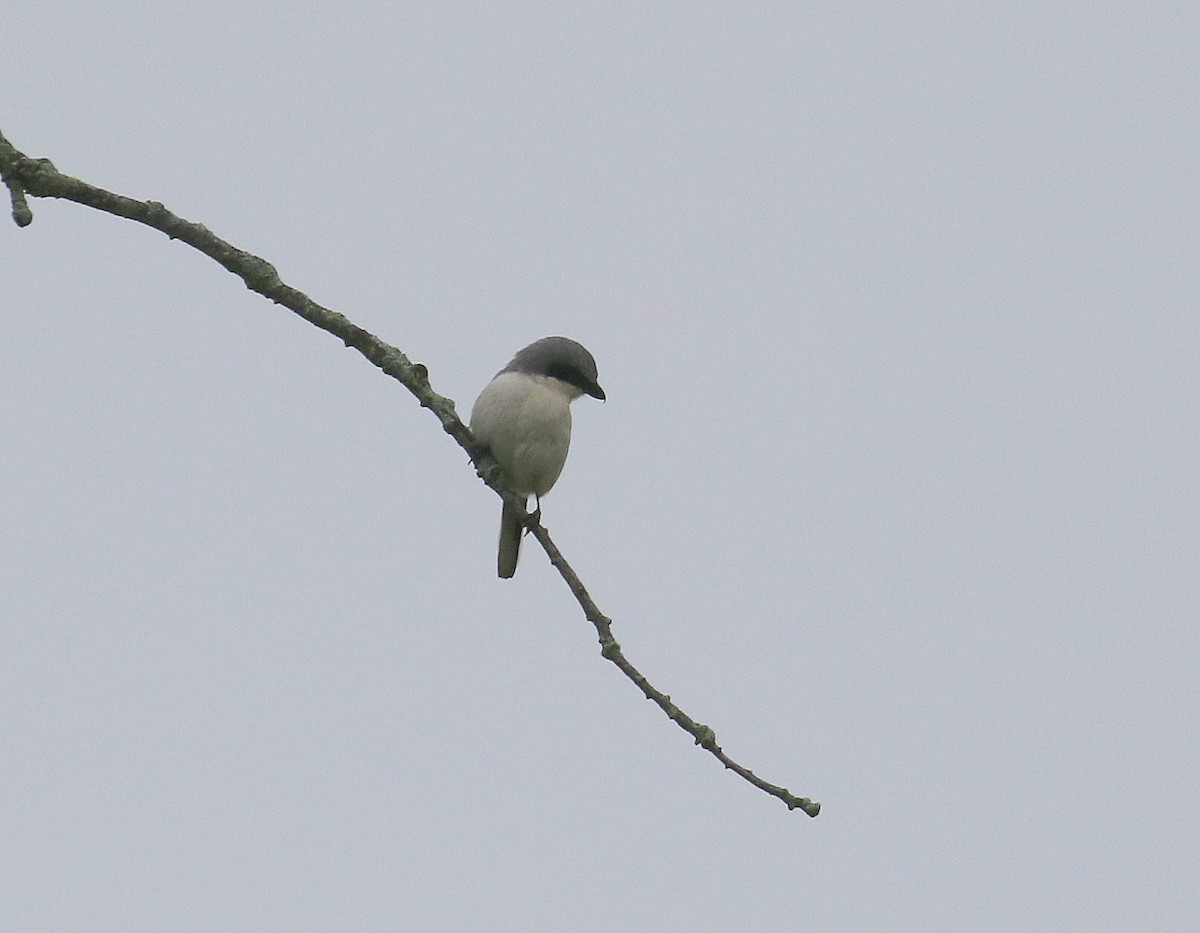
[470,336,605,578]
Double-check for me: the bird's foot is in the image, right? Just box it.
[525,497,543,530]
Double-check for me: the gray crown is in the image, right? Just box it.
[504,336,605,400]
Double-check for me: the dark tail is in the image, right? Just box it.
[497,499,524,578]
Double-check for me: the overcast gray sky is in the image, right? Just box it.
[3,3,1197,931]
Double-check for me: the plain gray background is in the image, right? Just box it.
[3,3,1197,930]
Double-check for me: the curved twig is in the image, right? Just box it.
[0,128,819,817]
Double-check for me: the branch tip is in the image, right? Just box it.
[1,152,33,226]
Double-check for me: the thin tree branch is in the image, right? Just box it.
[527,521,819,814]
[4,167,33,227]
[0,128,819,817]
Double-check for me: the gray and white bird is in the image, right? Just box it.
[470,337,605,578]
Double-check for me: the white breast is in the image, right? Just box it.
[470,371,575,497]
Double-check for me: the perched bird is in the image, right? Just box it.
[470,337,605,578]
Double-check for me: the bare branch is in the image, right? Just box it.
[527,520,820,815]
[0,128,819,817]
